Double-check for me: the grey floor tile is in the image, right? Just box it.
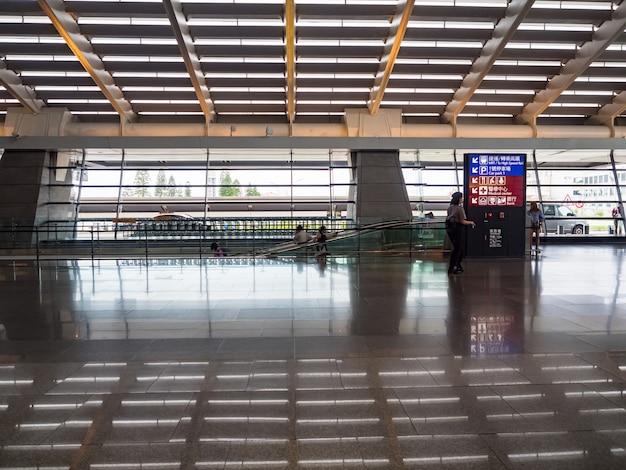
[1,247,626,468]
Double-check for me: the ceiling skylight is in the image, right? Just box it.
[102,56,184,62]
[205,73,285,79]
[533,1,613,10]
[518,23,596,32]
[5,55,77,62]
[91,37,178,46]
[200,57,284,63]
[0,15,51,24]
[122,86,196,92]
[187,18,284,26]
[385,88,455,94]
[195,39,284,46]
[77,17,170,26]
[0,36,65,44]
[211,87,286,92]
[297,57,379,64]
[113,72,190,78]
[408,20,495,30]
[506,42,578,50]
[402,41,485,48]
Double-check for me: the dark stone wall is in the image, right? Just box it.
[0,149,74,245]
[0,150,47,227]
[348,150,412,224]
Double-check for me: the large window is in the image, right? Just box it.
[67,148,354,220]
[43,146,626,237]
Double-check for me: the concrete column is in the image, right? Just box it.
[348,149,412,225]
[0,149,74,244]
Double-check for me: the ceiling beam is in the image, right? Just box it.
[163,0,215,123]
[285,0,296,125]
[368,0,415,115]
[588,90,626,127]
[37,0,136,123]
[0,61,44,114]
[443,0,535,126]
[3,136,626,151]
[516,1,626,127]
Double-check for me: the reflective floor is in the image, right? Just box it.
[0,246,625,469]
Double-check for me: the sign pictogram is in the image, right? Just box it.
[467,153,525,207]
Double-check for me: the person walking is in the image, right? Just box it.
[445,192,475,274]
[527,202,545,253]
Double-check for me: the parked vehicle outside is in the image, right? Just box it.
[527,203,589,235]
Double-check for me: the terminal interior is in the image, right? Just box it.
[1,1,626,468]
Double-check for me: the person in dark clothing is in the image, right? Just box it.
[210,242,225,257]
[312,225,336,257]
[445,192,475,274]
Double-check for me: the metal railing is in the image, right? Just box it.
[0,217,447,262]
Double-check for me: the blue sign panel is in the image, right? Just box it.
[467,153,525,177]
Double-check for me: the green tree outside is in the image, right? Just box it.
[166,175,182,197]
[133,170,151,197]
[246,185,261,196]
[155,169,167,197]
[219,170,241,196]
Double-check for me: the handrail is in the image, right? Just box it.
[0,218,447,261]
[249,219,445,257]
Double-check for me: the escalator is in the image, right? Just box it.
[249,219,446,258]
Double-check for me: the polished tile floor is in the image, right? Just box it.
[0,246,625,469]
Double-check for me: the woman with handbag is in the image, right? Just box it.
[446,192,475,274]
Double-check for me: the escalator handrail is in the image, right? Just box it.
[250,218,445,256]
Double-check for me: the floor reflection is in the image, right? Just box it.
[447,263,524,355]
[0,245,625,345]
[1,247,625,469]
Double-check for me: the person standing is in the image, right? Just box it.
[612,205,623,235]
[446,192,475,274]
[527,202,545,252]
[293,225,312,244]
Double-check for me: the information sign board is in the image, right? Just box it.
[467,153,525,207]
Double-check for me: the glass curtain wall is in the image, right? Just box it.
[43,146,626,237]
[70,147,353,221]
[529,149,617,235]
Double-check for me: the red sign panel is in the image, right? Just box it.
[467,154,525,207]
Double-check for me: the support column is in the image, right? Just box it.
[348,149,412,225]
[0,149,74,244]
